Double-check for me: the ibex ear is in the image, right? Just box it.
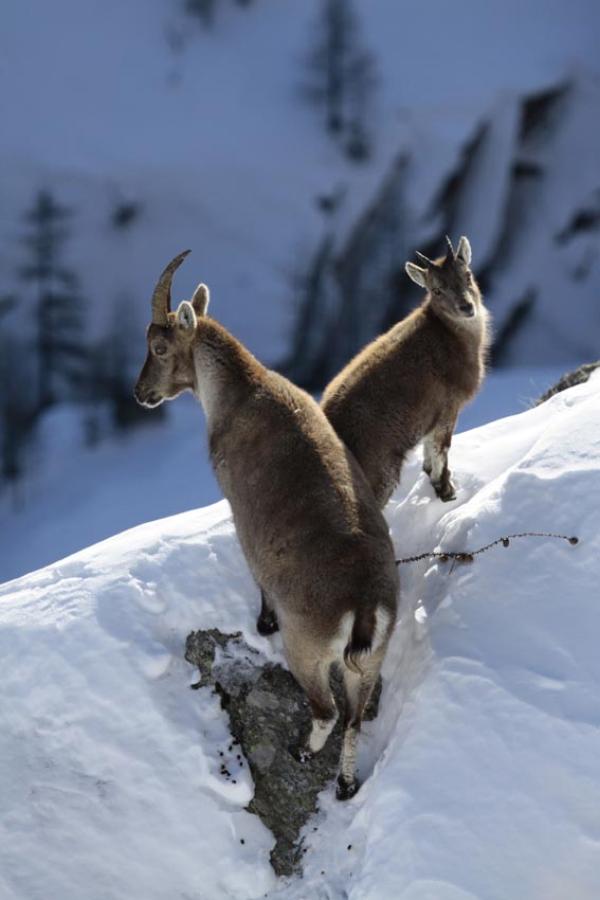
[176,300,197,332]
[456,236,472,266]
[405,262,428,288]
[191,283,210,317]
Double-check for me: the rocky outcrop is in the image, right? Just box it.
[536,361,600,405]
[185,629,381,877]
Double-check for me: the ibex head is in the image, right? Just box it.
[134,250,210,408]
[405,236,479,319]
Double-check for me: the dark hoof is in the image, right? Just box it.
[432,479,457,502]
[256,610,279,636]
[289,742,313,764]
[439,489,457,503]
[336,775,359,801]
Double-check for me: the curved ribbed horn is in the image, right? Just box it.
[444,235,455,267]
[415,250,435,269]
[151,250,191,325]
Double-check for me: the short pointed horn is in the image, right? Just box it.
[151,249,191,325]
[415,250,435,269]
[444,235,455,267]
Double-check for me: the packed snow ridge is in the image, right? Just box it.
[1,373,599,900]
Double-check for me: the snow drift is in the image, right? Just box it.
[1,373,599,899]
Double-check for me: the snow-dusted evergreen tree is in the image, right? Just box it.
[81,342,106,448]
[343,48,377,161]
[184,0,217,28]
[103,298,154,432]
[0,335,36,507]
[281,234,335,389]
[182,0,253,28]
[19,190,86,411]
[303,0,377,159]
[82,297,158,445]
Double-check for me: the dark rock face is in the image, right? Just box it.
[185,629,379,877]
[536,361,600,405]
[185,630,339,877]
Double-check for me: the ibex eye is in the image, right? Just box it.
[154,344,167,356]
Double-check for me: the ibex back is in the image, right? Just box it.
[322,236,489,507]
[134,251,399,800]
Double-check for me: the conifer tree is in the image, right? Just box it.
[0,335,36,507]
[20,190,86,411]
[303,0,377,158]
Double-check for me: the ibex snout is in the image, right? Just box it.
[133,349,167,408]
[133,381,163,408]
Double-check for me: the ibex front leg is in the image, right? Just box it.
[423,416,457,502]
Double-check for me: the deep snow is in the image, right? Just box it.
[1,372,599,899]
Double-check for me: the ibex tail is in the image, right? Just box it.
[344,605,392,674]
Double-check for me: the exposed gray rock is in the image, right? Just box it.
[536,361,600,405]
[184,628,380,877]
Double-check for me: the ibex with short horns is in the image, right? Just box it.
[134,251,399,800]
[322,236,489,507]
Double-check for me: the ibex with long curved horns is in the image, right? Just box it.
[134,251,399,800]
[322,236,489,507]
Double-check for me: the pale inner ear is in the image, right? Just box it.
[405,262,428,288]
[456,235,472,266]
[177,300,197,331]
[192,283,210,317]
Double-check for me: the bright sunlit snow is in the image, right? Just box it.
[1,373,599,899]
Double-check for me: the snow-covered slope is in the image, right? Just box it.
[0,367,564,583]
[2,373,599,899]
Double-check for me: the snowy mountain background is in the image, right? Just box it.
[1,0,599,579]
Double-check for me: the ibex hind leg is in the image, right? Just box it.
[285,648,338,762]
[337,648,385,801]
[371,459,404,509]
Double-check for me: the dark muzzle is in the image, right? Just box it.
[133,385,162,408]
